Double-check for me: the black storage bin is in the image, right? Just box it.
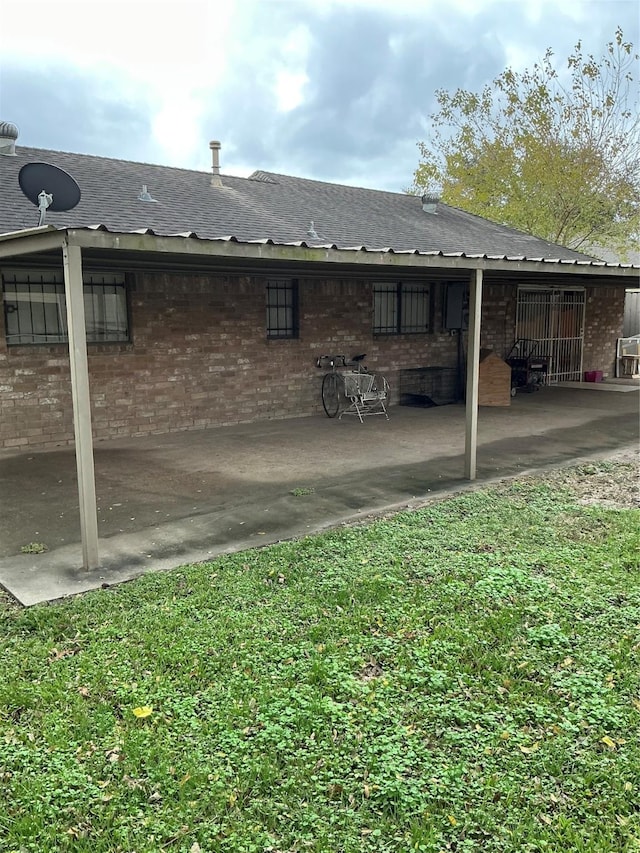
[399,366,459,407]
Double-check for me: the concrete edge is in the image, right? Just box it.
[2,442,637,609]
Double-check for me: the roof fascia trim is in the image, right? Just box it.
[0,227,635,279]
[65,229,640,279]
[0,226,67,259]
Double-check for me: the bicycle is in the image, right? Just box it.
[316,353,389,422]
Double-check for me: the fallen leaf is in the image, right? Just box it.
[123,775,144,790]
[132,706,153,719]
[601,735,617,750]
[519,743,540,754]
[49,647,78,661]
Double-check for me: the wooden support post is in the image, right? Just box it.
[464,268,483,480]
[62,242,100,570]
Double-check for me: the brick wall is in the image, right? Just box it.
[1,272,463,450]
[480,284,517,357]
[582,285,626,378]
[0,270,629,450]
[479,282,628,379]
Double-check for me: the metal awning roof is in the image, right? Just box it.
[1,225,638,283]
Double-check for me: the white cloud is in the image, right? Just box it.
[272,22,312,111]
[274,70,309,111]
[1,0,637,189]
[1,0,238,166]
[2,0,234,78]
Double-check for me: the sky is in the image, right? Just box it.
[0,0,638,192]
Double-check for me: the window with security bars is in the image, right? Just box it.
[266,279,298,339]
[373,282,430,335]
[2,269,129,345]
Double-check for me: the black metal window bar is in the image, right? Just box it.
[373,282,430,335]
[266,278,298,339]
[2,270,129,345]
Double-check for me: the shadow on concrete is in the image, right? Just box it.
[1,384,638,605]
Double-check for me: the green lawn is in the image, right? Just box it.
[1,464,639,852]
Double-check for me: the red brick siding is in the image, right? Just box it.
[1,273,461,449]
[479,282,628,377]
[582,286,626,378]
[480,284,517,357]
[0,272,628,449]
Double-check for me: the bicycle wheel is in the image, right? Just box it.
[321,372,342,418]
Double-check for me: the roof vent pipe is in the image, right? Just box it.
[209,140,223,187]
[138,185,157,202]
[421,193,440,214]
[0,120,19,156]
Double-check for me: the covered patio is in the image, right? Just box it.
[1,224,639,605]
[1,380,638,605]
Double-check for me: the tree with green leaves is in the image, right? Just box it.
[412,28,639,256]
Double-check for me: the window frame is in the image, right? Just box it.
[2,268,131,346]
[266,278,299,340]
[373,281,431,336]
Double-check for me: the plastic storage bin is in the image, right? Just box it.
[584,370,603,382]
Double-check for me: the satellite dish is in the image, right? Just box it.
[18,162,81,226]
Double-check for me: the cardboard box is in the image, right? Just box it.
[479,350,511,406]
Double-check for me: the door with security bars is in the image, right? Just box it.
[515,289,585,382]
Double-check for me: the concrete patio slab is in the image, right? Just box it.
[1,382,638,606]
[557,381,639,392]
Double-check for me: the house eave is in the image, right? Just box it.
[0,225,67,257]
[0,225,638,282]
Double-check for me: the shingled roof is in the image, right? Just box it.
[0,144,596,262]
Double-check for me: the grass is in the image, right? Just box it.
[19,542,48,555]
[1,464,639,852]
